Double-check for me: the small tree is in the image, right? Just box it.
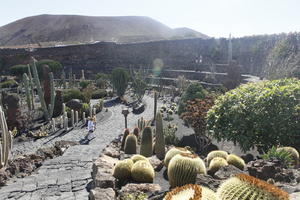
[111,67,129,97]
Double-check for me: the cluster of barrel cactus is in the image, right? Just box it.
[113,155,155,183]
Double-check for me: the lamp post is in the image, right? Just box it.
[122,107,129,129]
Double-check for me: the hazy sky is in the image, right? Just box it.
[0,0,299,38]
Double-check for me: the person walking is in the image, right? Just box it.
[92,115,97,130]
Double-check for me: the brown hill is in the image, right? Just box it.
[0,14,209,46]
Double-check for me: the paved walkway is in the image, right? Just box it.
[0,95,159,200]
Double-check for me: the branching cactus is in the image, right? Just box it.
[0,106,13,169]
[155,112,165,160]
[31,58,49,121]
[140,126,153,157]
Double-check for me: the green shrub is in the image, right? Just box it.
[111,67,129,97]
[91,89,107,99]
[262,146,293,168]
[62,89,85,103]
[178,83,207,115]
[81,103,89,113]
[79,80,90,89]
[207,79,300,152]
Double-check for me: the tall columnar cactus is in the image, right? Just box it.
[0,106,13,169]
[62,70,66,89]
[82,112,86,125]
[164,147,191,168]
[168,153,206,188]
[27,64,35,109]
[131,160,155,183]
[81,70,85,80]
[140,126,153,157]
[52,118,56,132]
[89,104,93,117]
[60,116,64,129]
[121,128,130,151]
[75,111,78,126]
[48,72,55,118]
[69,68,73,88]
[217,174,289,200]
[71,109,74,128]
[163,184,218,200]
[62,103,66,116]
[99,99,104,111]
[138,117,146,131]
[154,91,157,121]
[23,73,32,111]
[31,58,49,121]
[93,108,96,115]
[155,112,165,160]
[64,116,68,131]
[124,134,137,154]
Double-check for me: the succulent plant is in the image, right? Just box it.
[140,127,153,157]
[163,184,218,200]
[155,112,165,160]
[131,154,148,163]
[0,106,13,169]
[206,150,228,165]
[226,154,245,170]
[168,153,206,188]
[121,128,130,151]
[217,173,289,200]
[113,159,134,180]
[277,147,299,166]
[164,147,191,168]
[131,160,155,183]
[124,134,137,154]
[208,157,228,175]
[154,91,157,120]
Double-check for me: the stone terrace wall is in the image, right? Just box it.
[0,35,282,77]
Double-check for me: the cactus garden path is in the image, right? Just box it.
[0,95,159,200]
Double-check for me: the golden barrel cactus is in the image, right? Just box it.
[164,147,191,168]
[217,174,289,200]
[131,160,155,183]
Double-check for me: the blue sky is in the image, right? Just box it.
[0,0,299,38]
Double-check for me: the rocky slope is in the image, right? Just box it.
[0,14,208,46]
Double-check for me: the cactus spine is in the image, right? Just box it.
[217,174,289,200]
[71,110,74,128]
[0,106,13,168]
[140,126,153,157]
[31,58,49,121]
[23,73,32,111]
[168,153,206,188]
[124,134,137,154]
[75,111,78,126]
[155,112,165,160]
